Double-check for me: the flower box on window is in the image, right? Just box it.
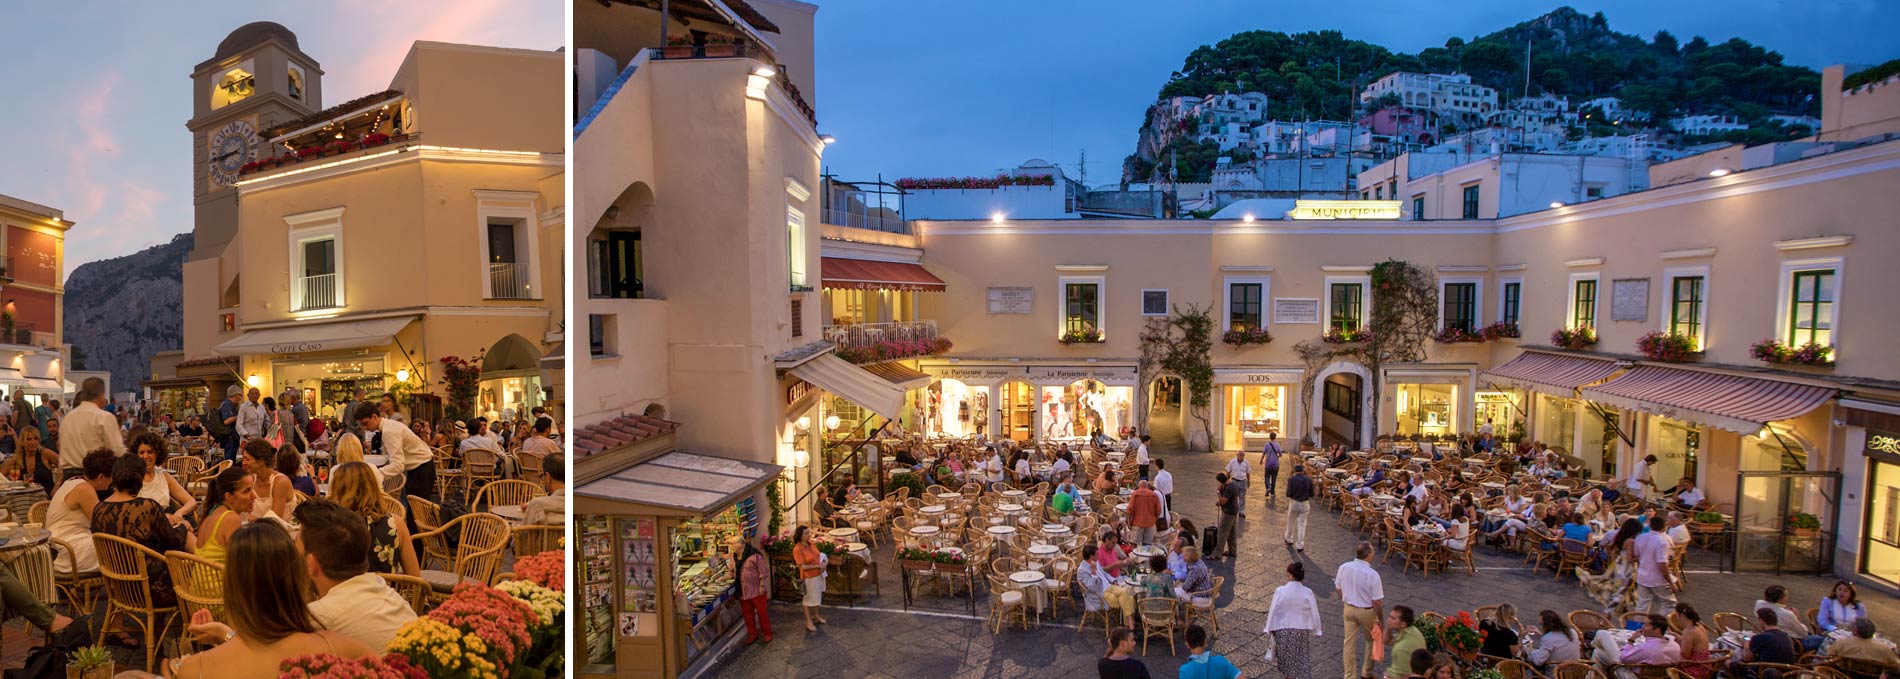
[1433,327,1485,343]
[1750,338,1833,366]
[1550,326,1597,350]
[703,33,739,57]
[662,35,694,59]
[1479,321,1520,341]
[1221,327,1273,347]
[1636,331,1698,362]
[1058,327,1104,345]
[1322,327,1372,344]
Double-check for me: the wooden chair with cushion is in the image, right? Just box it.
[985,572,1028,633]
[1137,596,1179,656]
[1570,610,1611,643]
[95,533,179,672]
[476,479,544,512]
[165,551,225,655]
[410,512,509,603]
[381,573,432,616]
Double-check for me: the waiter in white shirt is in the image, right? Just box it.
[1152,458,1174,522]
[1626,454,1657,500]
[1224,450,1251,519]
[1135,434,1152,480]
[355,406,436,504]
[1335,542,1386,679]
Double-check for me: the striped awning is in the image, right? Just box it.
[860,361,932,390]
[1579,365,1837,435]
[820,258,946,292]
[1480,351,1624,397]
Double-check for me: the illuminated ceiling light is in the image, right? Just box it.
[1708,168,1731,177]
[824,414,842,431]
[819,134,836,145]
[396,368,410,382]
[1549,201,1563,209]
[795,416,811,431]
[745,74,769,100]
[246,374,261,388]
[753,65,777,78]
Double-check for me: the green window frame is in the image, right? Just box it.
[1411,196,1424,221]
[1064,282,1099,334]
[1230,283,1263,331]
[1462,184,1480,219]
[1573,279,1597,329]
[1501,282,1521,324]
[1788,269,1834,347]
[1670,276,1704,348]
[1443,282,1477,332]
[1329,283,1363,331]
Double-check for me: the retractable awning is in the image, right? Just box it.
[213,316,415,356]
[1480,351,1624,397]
[1579,364,1837,435]
[820,257,947,292]
[576,451,782,517]
[861,361,933,390]
[23,377,60,391]
[787,353,904,420]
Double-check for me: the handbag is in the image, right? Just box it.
[1262,622,1278,661]
[1371,623,1387,662]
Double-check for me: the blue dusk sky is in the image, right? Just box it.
[0,1,561,277]
[810,0,1899,186]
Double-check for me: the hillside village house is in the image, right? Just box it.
[153,24,564,421]
[0,195,72,404]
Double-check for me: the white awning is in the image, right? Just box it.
[214,316,415,356]
[24,377,60,391]
[787,353,904,420]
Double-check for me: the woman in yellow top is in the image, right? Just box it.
[791,525,829,633]
[194,466,256,565]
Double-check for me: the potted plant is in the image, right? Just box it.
[1058,327,1104,345]
[1636,331,1697,362]
[1434,611,1484,661]
[887,471,927,499]
[1550,326,1597,350]
[361,131,391,148]
[1692,510,1725,527]
[703,33,739,57]
[662,35,695,59]
[1323,327,1372,344]
[1479,321,1520,341]
[1434,326,1485,343]
[67,644,113,679]
[1750,338,1834,367]
[1786,512,1822,537]
[1221,326,1272,348]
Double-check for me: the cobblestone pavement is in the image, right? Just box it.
[703,410,1897,679]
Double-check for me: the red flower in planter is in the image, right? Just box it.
[296,145,322,158]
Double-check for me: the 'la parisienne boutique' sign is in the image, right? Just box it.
[1287,200,1402,220]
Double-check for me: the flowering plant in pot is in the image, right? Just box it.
[1433,611,1484,658]
[1636,331,1697,362]
[1058,327,1104,345]
[662,35,694,59]
[1750,338,1833,366]
[702,33,738,57]
[1433,326,1485,343]
[296,145,322,160]
[1692,511,1726,528]
[1221,326,1272,347]
[362,131,392,148]
[1550,326,1597,350]
[1786,512,1822,536]
[1322,327,1371,344]
[1479,321,1520,341]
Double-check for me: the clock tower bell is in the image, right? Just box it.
[185,22,322,262]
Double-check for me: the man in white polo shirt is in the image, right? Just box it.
[1224,449,1251,519]
[1336,541,1387,679]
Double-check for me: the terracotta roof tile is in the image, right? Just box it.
[575,413,679,457]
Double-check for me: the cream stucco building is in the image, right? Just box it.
[164,24,563,422]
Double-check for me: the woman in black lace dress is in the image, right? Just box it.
[92,455,191,608]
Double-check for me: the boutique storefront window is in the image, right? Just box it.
[274,356,387,418]
[1393,383,1456,437]
[1538,394,1578,452]
[1646,417,1701,487]
[1040,380,1132,440]
[1861,433,1900,587]
[1578,404,1622,477]
[153,386,212,419]
[924,379,988,438]
[479,374,544,422]
[1222,385,1285,451]
[998,382,1034,443]
[1474,389,1521,438]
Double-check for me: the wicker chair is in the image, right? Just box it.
[381,493,407,521]
[985,572,1029,633]
[1826,657,1896,679]
[1495,659,1539,679]
[1712,612,1754,634]
[95,534,179,672]
[1570,610,1611,642]
[1549,662,1609,679]
[164,457,205,479]
[49,536,101,620]
[1076,589,1117,641]
[381,469,407,495]
[411,512,509,602]
[1612,663,1674,679]
[1556,539,1591,579]
[432,448,464,501]
[27,500,46,525]
[1137,596,1179,656]
[164,551,225,655]
[382,573,432,615]
[1523,528,1561,572]
[1182,575,1223,636]
[462,449,501,499]
[511,524,563,559]
[1618,612,1651,629]
[515,450,546,486]
[475,479,544,512]
[1443,532,1477,575]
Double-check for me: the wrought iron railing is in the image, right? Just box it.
[489,262,532,299]
[821,320,938,351]
[294,273,340,311]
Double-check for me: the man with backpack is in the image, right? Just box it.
[1261,432,1283,500]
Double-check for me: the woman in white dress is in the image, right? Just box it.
[1266,561,1322,679]
[49,449,115,574]
[130,432,197,528]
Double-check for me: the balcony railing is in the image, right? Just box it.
[489,262,533,299]
[822,320,949,364]
[294,273,340,311]
[647,42,817,128]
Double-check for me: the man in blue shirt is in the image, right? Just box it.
[1179,624,1241,679]
[1260,433,1283,500]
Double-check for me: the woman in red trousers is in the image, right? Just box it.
[733,534,772,644]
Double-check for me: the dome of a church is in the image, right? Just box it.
[213,21,298,61]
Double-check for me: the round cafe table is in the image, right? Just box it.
[490,505,525,524]
[827,527,860,541]
[363,454,390,468]
[1009,570,1049,617]
[1001,489,1027,499]
[0,526,51,553]
[1132,545,1165,559]
[1114,503,1129,513]
[1481,481,1506,489]
[1027,543,1060,558]
[919,505,947,515]
[935,492,962,501]
[1041,524,1071,536]
[986,525,1017,538]
[997,503,1025,514]
[1411,457,1433,464]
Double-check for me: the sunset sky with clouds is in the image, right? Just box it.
[0,0,561,278]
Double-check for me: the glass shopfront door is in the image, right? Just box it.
[1393,383,1457,437]
[1862,447,1900,586]
[1222,384,1286,451]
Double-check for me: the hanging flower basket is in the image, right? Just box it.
[1750,338,1833,366]
[1479,321,1520,341]
[1322,327,1372,344]
[1058,327,1104,345]
[1433,327,1485,344]
[1636,331,1698,362]
[1550,326,1597,350]
[1221,327,1272,347]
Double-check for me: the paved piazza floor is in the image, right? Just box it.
[703,410,1897,679]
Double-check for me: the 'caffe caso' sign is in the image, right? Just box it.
[1870,433,1900,455]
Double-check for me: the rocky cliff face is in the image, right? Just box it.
[62,233,191,391]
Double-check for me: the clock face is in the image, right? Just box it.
[208,119,256,187]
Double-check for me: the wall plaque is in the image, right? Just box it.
[1273,298,1320,324]
[1611,278,1649,322]
[987,287,1034,314]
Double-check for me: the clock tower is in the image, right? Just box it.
[185,22,322,261]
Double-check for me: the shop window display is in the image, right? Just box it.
[924,379,988,438]
[1222,384,1285,451]
[1040,379,1131,440]
[1393,383,1457,437]
[1646,418,1701,484]
[1862,454,1900,586]
[1538,394,1578,453]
